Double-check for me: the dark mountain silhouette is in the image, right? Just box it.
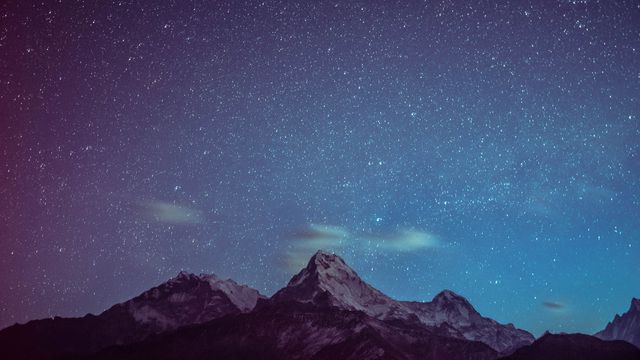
[499,332,640,360]
[93,301,498,360]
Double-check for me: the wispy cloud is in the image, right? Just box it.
[284,224,440,272]
[138,200,204,225]
[374,230,439,252]
[284,225,348,271]
[542,301,566,310]
[292,224,349,244]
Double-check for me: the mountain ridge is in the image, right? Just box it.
[0,271,263,359]
[271,250,534,353]
[595,297,640,348]
[1,250,634,360]
[93,300,499,360]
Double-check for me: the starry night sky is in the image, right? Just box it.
[1,0,639,336]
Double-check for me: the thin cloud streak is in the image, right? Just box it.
[138,200,205,225]
[543,301,566,310]
[284,224,440,272]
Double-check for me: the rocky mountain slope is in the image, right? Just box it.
[93,300,498,360]
[272,251,533,353]
[404,290,533,354]
[0,272,263,359]
[595,297,640,348]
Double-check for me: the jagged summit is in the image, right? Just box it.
[163,271,263,313]
[171,270,205,282]
[286,250,358,287]
[427,289,480,321]
[271,250,534,353]
[405,291,533,353]
[272,250,402,318]
[0,269,265,359]
[433,289,472,305]
[307,250,351,272]
[595,297,640,348]
[171,271,223,282]
[121,270,264,330]
[176,270,192,278]
[311,249,337,260]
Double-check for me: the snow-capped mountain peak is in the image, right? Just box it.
[434,289,464,300]
[124,272,263,331]
[202,274,260,312]
[272,250,534,353]
[286,250,356,287]
[172,270,199,282]
[312,250,354,273]
[272,250,404,318]
[427,289,479,322]
[433,290,474,308]
[163,271,260,311]
[404,290,533,353]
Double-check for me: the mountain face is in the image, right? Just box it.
[271,251,533,353]
[0,272,263,359]
[6,250,640,360]
[404,291,533,354]
[270,251,408,318]
[595,298,640,348]
[93,301,498,360]
[499,333,640,360]
[123,271,263,331]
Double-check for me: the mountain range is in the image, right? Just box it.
[0,250,637,360]
[270,251,533,353]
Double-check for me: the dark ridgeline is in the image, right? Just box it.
[499,333,640,360]
[0,251,637,360]
[93,301,497,360]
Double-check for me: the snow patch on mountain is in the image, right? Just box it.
[202,274,260,311]
[130,304,176,329]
